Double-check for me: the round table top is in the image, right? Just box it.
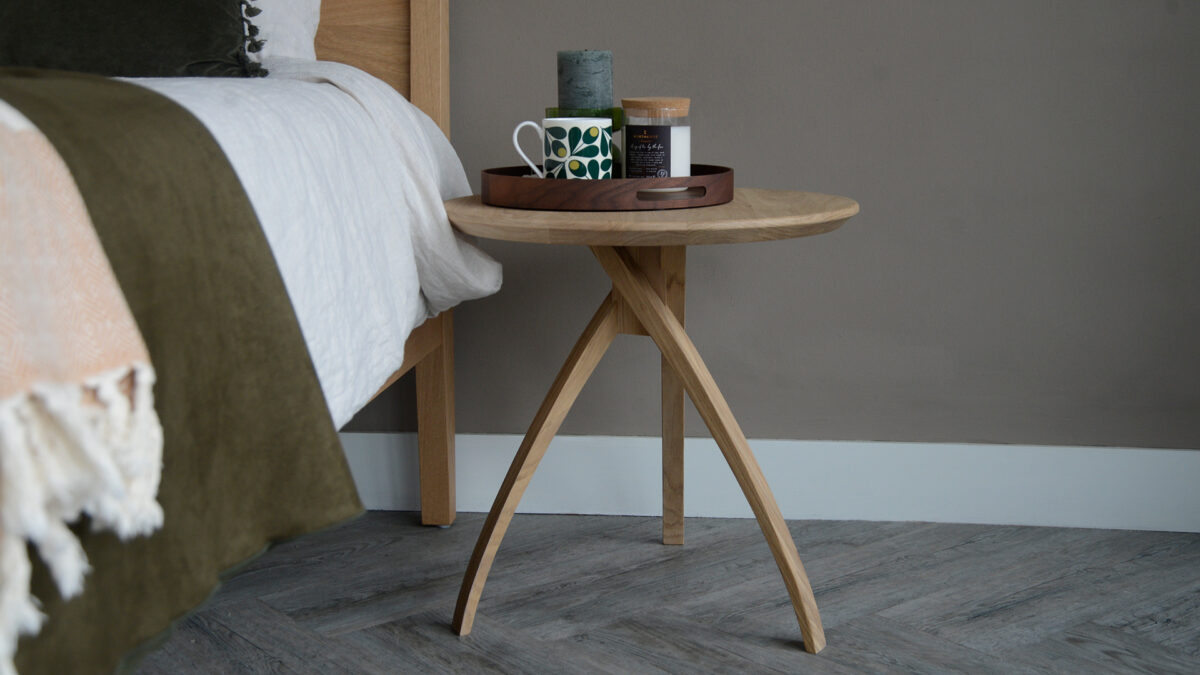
[444,188,859,246]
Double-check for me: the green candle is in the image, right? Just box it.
[557,50,613,110]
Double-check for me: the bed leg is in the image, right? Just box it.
[416,310,456,526]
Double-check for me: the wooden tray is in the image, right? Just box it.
[481,164,734,211]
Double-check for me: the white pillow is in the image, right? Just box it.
[249,0,321,61]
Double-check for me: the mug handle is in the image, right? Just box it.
[512,120,544,178]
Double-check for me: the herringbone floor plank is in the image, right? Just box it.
[135,512,1200,674]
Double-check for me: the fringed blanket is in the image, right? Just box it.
[0,100,164,675]
[1,69,361,674]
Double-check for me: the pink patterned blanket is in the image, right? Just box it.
[0,101,163,675]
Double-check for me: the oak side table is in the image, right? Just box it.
[445,187,859,654]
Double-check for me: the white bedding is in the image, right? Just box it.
[131,58,501,427]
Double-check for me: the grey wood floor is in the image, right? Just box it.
[135,511,1200,674]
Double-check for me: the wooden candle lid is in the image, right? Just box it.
[621,97,691,118]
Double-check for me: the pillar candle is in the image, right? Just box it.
[557,50,613,110]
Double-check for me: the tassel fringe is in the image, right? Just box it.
[241,0,268,74]
[0,363,163,674]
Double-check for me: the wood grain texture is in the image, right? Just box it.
[409,0,451,137]
[614,247,664,336]
[446,187,859,246]
[452,295,620,635]
[370,312,444,399]
[878,529,1200,654]
[316,0,449,135]
[1013,621,1200,674]
[416,311,455,526]
[1092,575,1200,658]
[593,244,826,653]
[317,0,411,94]
[659,247,687,546]
[364,312,457,526]
[612,247,688,544]
[481,164,734,211]
[135,512,1200,674]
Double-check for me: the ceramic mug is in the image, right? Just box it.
[513,117,613,179]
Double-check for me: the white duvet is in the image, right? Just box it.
[132,58,501,427]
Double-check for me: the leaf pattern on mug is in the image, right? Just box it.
[542,122,613,179]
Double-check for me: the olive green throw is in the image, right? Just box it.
[0,69,362,674]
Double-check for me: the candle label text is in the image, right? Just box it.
[625,125,672,178]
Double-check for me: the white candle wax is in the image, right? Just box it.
[670,125,691,177]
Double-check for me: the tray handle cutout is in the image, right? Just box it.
[636,186,707,202]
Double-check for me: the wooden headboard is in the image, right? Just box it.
[314,0,450,137]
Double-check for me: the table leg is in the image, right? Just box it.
[452,293,619,636]
[662,357,685,545]
[416,311,455,526]
[659,247,687,546]
[591,245,827,654]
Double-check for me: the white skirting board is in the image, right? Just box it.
[339,432,1200,533]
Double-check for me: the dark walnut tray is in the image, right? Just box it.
[481,164,734,211]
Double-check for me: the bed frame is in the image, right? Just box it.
[316,0,456,526]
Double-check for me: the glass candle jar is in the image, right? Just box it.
[621,97,690,179]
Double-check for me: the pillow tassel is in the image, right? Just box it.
[240,1,268,76]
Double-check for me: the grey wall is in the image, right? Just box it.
[348,0,1200,449]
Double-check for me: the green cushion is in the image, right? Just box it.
[0,0,266,77]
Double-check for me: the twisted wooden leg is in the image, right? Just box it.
[452,294,619,635]
[591,245,826,654]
